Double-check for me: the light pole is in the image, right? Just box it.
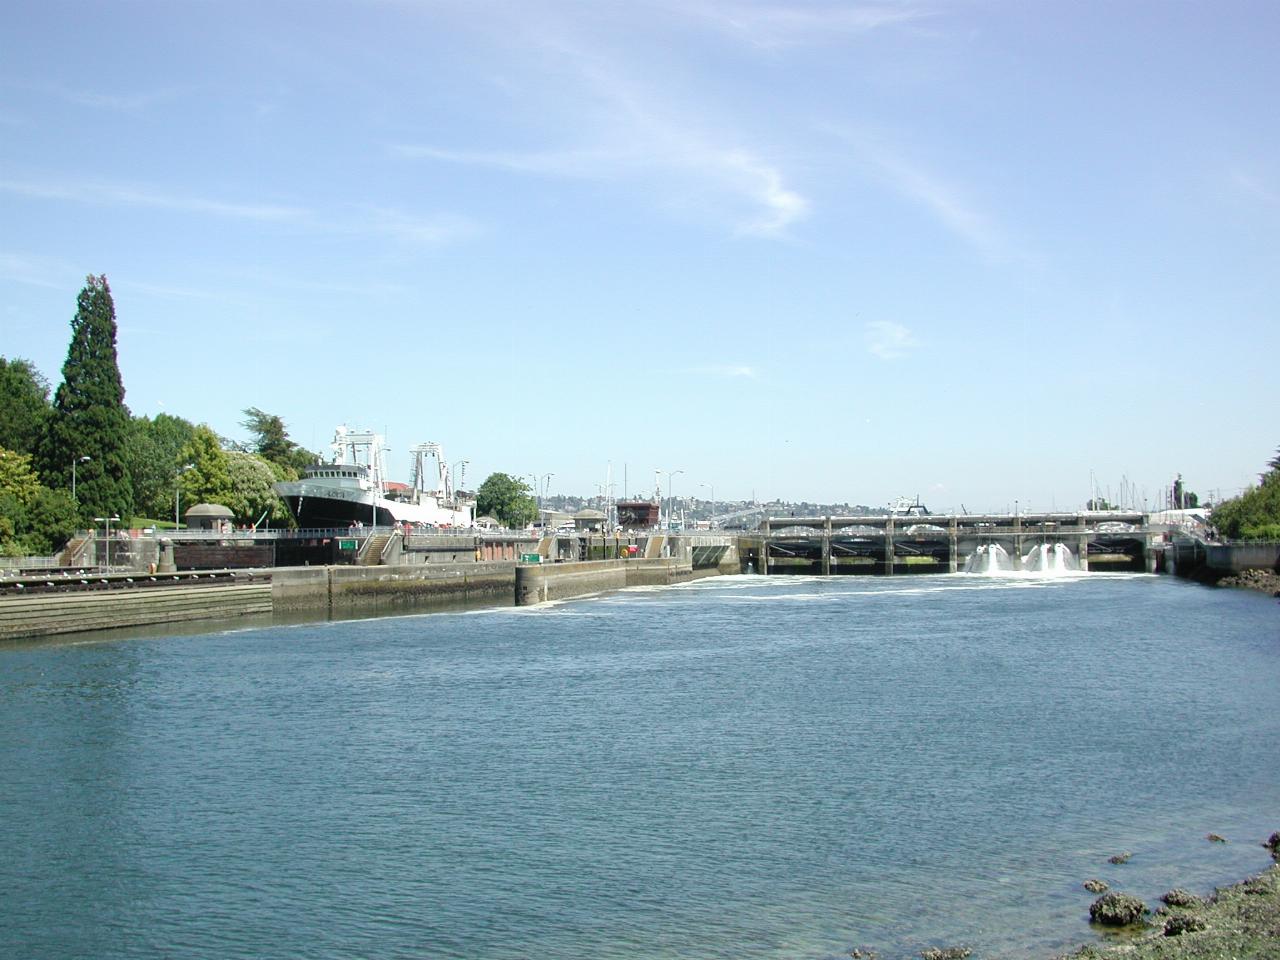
[700,482,715,527]
[94,515,120,570]
[541,473,553,504]
[72,455,90,502]
[175,463,195,528]
[666,469,684,531]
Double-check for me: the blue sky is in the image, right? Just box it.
[2,0,1276,511]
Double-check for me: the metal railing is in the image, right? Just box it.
[122,526,537,541]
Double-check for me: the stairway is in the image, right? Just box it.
[358,533,392,565]
[60,533,93,568]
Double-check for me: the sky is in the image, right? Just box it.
[2,0,1277,512]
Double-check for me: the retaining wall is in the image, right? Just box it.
[514,557,694,606]
[0,581,273,641]
[1206,541,1280,573]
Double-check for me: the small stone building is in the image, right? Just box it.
[184,503,235,531]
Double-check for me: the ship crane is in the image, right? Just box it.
[409,442,450,503]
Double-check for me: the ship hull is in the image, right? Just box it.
[273,481,472,530]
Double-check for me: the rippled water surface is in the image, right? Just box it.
[2,573,1278,959]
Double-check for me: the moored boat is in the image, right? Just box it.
[273,426,474,529]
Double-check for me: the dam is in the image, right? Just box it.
[739,511,1157,575]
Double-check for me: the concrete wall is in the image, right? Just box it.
[1206,541,1280,573]
[514,557,694,606]
[0,581,272,642]
[272,561,517,615]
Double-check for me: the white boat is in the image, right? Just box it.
[888,495,930,517]
[273,426,474,529]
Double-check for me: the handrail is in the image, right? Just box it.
[380,530,402,564]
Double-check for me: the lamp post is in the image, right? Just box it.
[72,455,90,502]
[666,469,684,531]
[175,463,195,529]
[541,473,553,503]
[94,515,120,570]
[700,482,715,528]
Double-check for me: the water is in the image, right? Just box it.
[2,573,1278,960]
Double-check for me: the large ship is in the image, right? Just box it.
[273,426,475,529]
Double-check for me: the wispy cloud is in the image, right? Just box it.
[61,88,182,112]
[353,206,484,246]
[865,320,918,359]
[5,79,185,113]
[0,173,481,250]
[825,126,1016,260]
[1229,167,1280,206]
[687,362,759,378]
[0,174,306,222]
[400,139,806,236]
[392,7,809,237]
[671,1,930,49]
[0,252,74,289]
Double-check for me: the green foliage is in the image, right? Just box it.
[475,472,538,528]
[176,425,233,515]
[126,413,197,519]
[0,447,43,506]
[38,275,134,520]
[1212,468,1280,540]
[1171,475,1199,509]
[240,407,317,478]
[224,451,291,526]
[0,357,51,456]
[0,447,77,555]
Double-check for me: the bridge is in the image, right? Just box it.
[739,511,1158,575]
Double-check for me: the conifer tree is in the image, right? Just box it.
[40,275,134,521]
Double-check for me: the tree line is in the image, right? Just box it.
[1210,449,1280,540]
[1,276,318,555]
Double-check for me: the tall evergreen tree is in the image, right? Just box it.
[40,276,134,521]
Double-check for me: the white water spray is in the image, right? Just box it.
[963,543,1015,574]
[1022,542,1078,573]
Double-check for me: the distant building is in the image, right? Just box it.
[616,500,660,528]
[572,509,607,532]
[539,508,573,530]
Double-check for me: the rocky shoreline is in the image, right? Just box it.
[1216,569,1280,597]
[850,834,1280,960]
[1055,854,1280,960]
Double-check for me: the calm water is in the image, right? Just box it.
[2,573,1278,960]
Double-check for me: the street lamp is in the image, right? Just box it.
[700,482,715,527]
[175,463,195,529]
[71,455,90,502]
[541,473,553,503]
[94,515,121,570]
[666,469,684,531]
